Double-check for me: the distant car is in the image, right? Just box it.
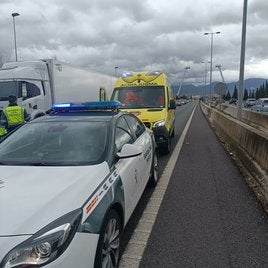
[251,98,268,113]
[245,98,256,108]
[0,101,159,268]
[229,98,237,105]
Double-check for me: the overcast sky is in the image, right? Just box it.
[0,0,267,85]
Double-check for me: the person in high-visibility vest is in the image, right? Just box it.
[0,95,30,135]
[0,126,6,138]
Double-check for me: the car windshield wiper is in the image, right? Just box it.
[29,162,82,166]
[0,162,59,166]
[0,161,89,166]
[0,162,33,166]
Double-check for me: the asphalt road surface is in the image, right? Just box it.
[139,103,268,267]
[120,101,196,254]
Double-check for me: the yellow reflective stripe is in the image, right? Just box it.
[0,127,6,136]
[3,106,24,125]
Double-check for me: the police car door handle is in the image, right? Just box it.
[134,169,138,183]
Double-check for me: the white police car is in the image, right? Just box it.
[0,101,159,268]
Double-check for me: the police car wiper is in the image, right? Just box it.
[29,162,81,166]
[28,162,54,166]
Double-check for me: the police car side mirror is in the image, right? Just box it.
[117,144,142,159]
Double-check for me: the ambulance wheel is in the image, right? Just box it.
[161,137,171,154]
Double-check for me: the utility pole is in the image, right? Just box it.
[237,0,248,120]
[12,12,20,61]
[204,31,221,100]
[176,66,190,97]
[215,64,225,82]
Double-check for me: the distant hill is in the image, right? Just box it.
[172,78,267,96]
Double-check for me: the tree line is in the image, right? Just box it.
[223,80,268,100]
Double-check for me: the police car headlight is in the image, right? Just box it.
[153,119,165,128]
[1,209,82,268]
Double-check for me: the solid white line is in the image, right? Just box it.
[119,104,198,268]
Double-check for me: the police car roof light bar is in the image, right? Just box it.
[52,100,122,112]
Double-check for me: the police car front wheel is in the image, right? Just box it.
[149,149,159,187]
[94,209,122,268]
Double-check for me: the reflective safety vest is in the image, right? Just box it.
[0,126,6,137]
[3,106,25,127]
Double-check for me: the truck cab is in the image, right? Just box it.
[0,61,52,119]
[111,70,176,154]
[0,60,115,120]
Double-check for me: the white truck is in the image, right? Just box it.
[0,59,115,118]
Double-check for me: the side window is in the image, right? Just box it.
[125,114,145,139]
[26,82,41,98]
[20,81,41,99]
[169,86,174,99]
[115,116,134,152]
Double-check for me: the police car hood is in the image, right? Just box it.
[0,162,110,235]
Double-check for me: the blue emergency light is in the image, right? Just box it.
[121,71,133,78]
[52,100,122,112]
[148,70,162,76]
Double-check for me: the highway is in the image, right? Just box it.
[120,100,196,252]
[120,101,268,268]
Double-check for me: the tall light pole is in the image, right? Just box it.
[204,31,220,100]
[12,12,20,62]
[215,64,226,110]
[237,0,248,120]
[114,66,119,77]
[215,64,225,82]
[176,66,190,97]
[202,61,210,97]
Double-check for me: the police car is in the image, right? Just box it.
[0,101,159,268]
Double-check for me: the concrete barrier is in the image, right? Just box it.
[200,102,268,206]
[219,104,268,132]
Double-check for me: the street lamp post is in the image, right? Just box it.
[215,64,226,110]
[12,12,20,62]
[215,64,225,82]
[202,61,210,97]
[237,0,248,120]
[204,31,220,100]
[114,66,119,77]
[176,66,190,97]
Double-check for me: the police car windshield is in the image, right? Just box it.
[112,86,165,109]
[0,121,109,166]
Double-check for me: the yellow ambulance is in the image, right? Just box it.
[111,70,176,154]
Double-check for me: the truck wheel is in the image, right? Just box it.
[94,209,122,268]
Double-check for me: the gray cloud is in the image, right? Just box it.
[0,0,267,84]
